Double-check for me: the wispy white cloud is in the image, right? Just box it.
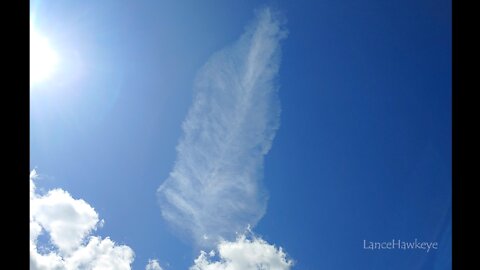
[190,232,293,270]
[146,259,164,270]
[157,7,288,248]
[30,170,135,270]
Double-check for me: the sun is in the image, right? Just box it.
[30,25,59,85]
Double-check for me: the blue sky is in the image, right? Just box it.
[30,0,451,269]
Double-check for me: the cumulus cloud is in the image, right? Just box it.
[190,233,293,270]
[157,7,288,248]
[146,259,164,270]
[30,170,135,270]
[31,187,99,254]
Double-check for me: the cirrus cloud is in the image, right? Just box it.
[157,7,288,248]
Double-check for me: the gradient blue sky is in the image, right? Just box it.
[30,0,451,269]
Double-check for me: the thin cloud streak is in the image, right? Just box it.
[157,7,287,247]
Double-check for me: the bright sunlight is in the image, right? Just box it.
[30,25,59,85]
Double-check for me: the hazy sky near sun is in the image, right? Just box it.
[30,1,451,269]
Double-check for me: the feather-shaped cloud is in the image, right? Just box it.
[157,7,287,248]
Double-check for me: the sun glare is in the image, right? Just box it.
[30,26,59,85]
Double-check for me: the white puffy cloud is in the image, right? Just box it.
[157,7,288,248]
[30,170,135,270]
[146,259,164,270]
[31,188,99,254]
[62,236,134,269]
[190,234,293,270]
